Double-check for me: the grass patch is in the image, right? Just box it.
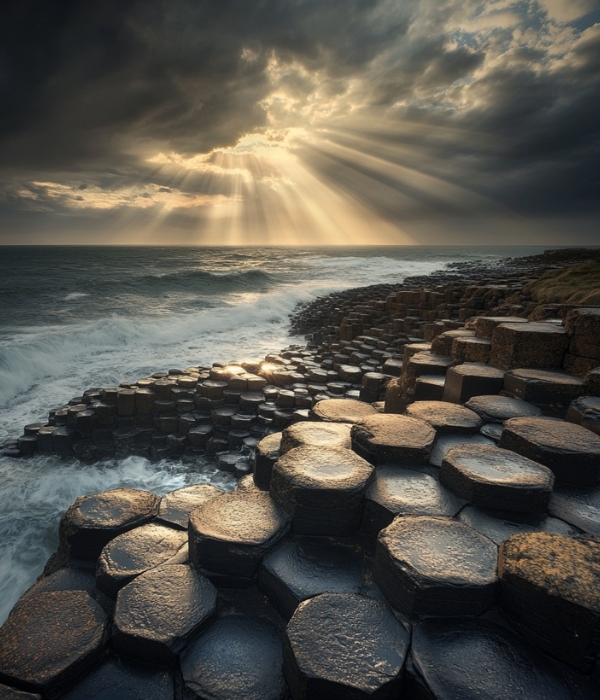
[524,261,600,305]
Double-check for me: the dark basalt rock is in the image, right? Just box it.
[13,568,96,612]
[374,516,498,617]
[0,685,41,699]
[283,593,409,700]
[0,591,107,699]
[270,446,374,536]
[258,537,365,620]
[96,524,187,598]
[188,490,291,581]
[311,398,377,423]
[59,488,160,560]
[566,396,600,436]
[489,322,568,370]
[180,615,285,700]
[498,532,600,672]
[157,484,223,529]
[549,485,600,535]
[280,422,352,455]
[362,465,463,537]
[440,444,554,513]
[465,395,542,422]
[59,656,174,700]
[254,432,282,491]
[458,506,577,545]
[351,414,436,465]
[112,564,217,665]
[503,368,586,414]
[410,617,573,700]
[429,433,495,467]
[499,416,600,486]
[443,362,504,404]
[480,423,503,441]
[405,401,482,434]
[473,315,528,338]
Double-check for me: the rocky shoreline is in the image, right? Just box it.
[1,247,600,699]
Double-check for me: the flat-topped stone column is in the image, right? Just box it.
[499,416,600,486]
[280,422,351,455]
[270,446,374,536]
[284,593,409,700]
[374,516,499,617]
[311,398,377,423]
[405,400,482,434]
[498,532,600,672]
[440,444,554,513]
[489,322,568,370]
[443,363,504,403]
[351,414,436,465]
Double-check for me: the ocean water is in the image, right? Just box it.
[0,244,547,623]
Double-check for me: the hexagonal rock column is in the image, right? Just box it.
[59,657,174,700]
[59,488,160,560]
[440,445,554,513]
[188,490,291,585]
[374,516,498,617]
[473,315,528,338]
[253,432,282,491]
[96,524,187,598]
[283,593,410,700]
[112,564,217,665]
[280,422,352,455]
[566,396,600,436]
[270,446,374,536]
[450,336,491,365]
[465,395,542,422]
[443,363,504,404]
[311,399,378,423]
[498,416,600,486]
[564,308,600,362]
[405,400,482,434]
[362,465,463,537]
[258,537,365,621]
[429,433,495,467]
[0,591,107,699]
[409,618,574,700]
[351,414,436,465]
[458,506,577,546]
[157,484,223,529]
[180,616,285,700]
[549,485,600,536]
[13,568,96,613]
[498,533,600,672]
[489,322,568,370]
[503,368,586,415]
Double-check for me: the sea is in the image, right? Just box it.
[0,244,550,623]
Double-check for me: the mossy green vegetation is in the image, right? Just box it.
[524,261,600,305]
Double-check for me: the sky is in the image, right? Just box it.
[1,0,599,245]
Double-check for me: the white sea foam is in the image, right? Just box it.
[64,292,89,300]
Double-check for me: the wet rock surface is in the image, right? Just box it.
[59,657,174,700]
[0,591,107,698]
[362,465,463,536]
[311,398,377,423]
[549,485,600,535]
[375,516,498,617]
[188,490,291,581]
[405,400,482,433]
[112,564,217,665]
[96,524,187,598]
[180,615,285,700]
[410,617,574,700]
[270,446,374,536]
[499,416,600,486]
[59,488,160,560]
[0,686,41,700]
[157,484,223,529]
[258,537,365,620]
[280,422,351,455]
[465,395,542,422]
[498,532,600,671]
[351,414,436,465]
[458,505,577,545]
[429,433,495,467]
[440,444,554,513]
[567,396,600,436]
[284,593,409,700]
[253,432,282,491]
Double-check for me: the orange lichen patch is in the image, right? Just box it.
[498,532,600,611]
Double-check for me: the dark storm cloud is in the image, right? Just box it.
[0,0,599,242]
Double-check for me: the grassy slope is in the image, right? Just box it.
[523,261,600,305]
